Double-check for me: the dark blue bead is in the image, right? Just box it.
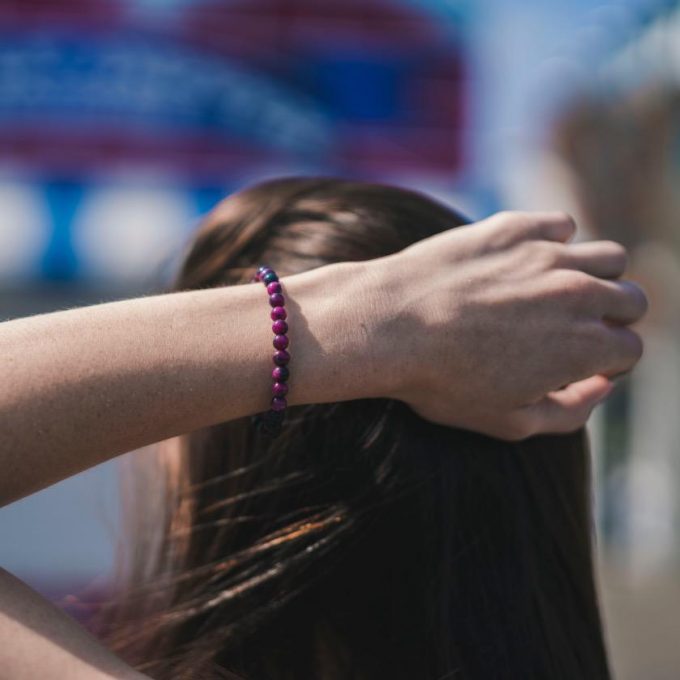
[262,271,279,284]
[255,265,271,282]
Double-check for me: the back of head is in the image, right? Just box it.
[101,177,611,680]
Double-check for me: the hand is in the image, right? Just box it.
[376,211,647,440]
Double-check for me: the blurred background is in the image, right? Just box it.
[0,0,677,677]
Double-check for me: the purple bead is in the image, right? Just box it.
[270,306,287,321]
[272,319,288,335]
[273,350,290,366]
[273,334,289,350]
[267,281,282,295]
[271,396,287,412]
[272,382,289,397]
[262,271,279,284]
[269,292,284,307]
[272,366,289,381]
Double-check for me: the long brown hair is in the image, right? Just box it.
[99,177,611,679]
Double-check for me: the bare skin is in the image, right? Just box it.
[384,211,646,438]
[0,211,647,678]
[0,568,149,680]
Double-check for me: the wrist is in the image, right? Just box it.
[281,258,401,407]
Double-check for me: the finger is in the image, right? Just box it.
[593,279,648,324]
[519,375,614,435]
[489,211,577,245]
[564,240,628,279]
[597,324,644,376]
[575,321,643,378]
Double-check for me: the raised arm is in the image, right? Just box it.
[0,211,647,506]
[0,259,389,506]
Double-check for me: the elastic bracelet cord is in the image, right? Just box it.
[250,265,289,438]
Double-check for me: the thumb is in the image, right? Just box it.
[521,375,614,435]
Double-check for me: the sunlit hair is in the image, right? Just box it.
[97,177,611,679]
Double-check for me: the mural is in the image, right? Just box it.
[0,0,468,282]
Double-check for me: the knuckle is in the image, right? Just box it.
[519,238,538,257]
[485,211,532,249]
[550,211,577,237]
[553,210,576,227]
[549,269,593,304]
[490,210,526,234]
[538,242,562,268]
[521,240,560,269]
[572,271,597,299]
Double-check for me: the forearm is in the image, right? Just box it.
[0,567,149,679]
[0,260,393,505]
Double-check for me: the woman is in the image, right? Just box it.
[0,178,645,678]
[100,178,614,679]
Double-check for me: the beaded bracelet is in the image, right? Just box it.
[250,265,289,437]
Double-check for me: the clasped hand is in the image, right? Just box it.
[371,211,647,440]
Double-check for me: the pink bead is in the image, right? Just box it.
[273,334,289,350]
[272,382,288,397]
[271,306,287,321]
[271,396,287,411]
[269,293,284,307]
[267,281,282,295]
[272,319,288,335]
[273,350,290,366]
